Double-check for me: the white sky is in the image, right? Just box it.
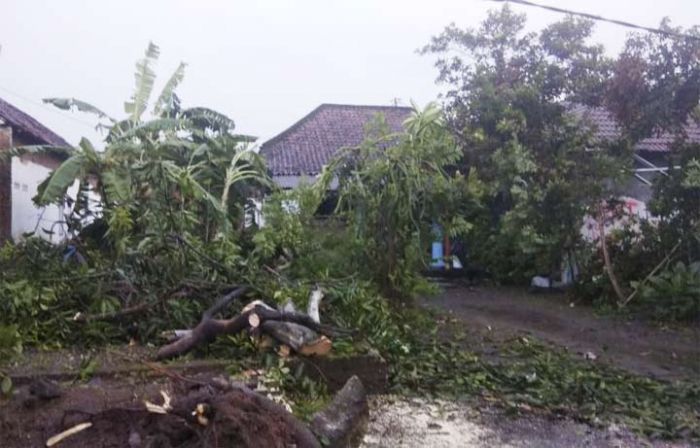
[1,0,698,147]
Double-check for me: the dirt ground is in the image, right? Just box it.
[362,395,694,448]
[1,373,318,448]
[361,283,700,448]
[420,283,700,381]
[2,284,698,447]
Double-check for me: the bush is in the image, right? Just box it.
[634,262,700,321]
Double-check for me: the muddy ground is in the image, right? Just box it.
[421,283,700,381]
[362,395,694,448]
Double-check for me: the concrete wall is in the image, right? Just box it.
[11,156,74,241]
[0,128,76,243]
[272,174,338,190]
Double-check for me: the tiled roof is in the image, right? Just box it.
[0,96,70,147]
[260,104,413,176]
[569,104,700,152]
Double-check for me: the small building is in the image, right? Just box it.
[0,96,72,243]
[261,103,700,201]
[572,105,700,204]
[259,104,413,189]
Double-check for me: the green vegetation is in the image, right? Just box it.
[393,333,700,441]
[421,5,700,316]
[1,6,699,444]
[421,6,624,284]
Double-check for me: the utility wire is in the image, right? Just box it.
[489,0,700,42]
[0,84,97,130]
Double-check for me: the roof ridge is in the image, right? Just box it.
[318,103,414,110]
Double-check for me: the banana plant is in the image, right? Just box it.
[34,42,270,244]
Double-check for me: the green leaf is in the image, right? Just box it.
[153,62,186,117]
[43,97,115,122]
[0,145,73,163]
[112,118,190,141]
[182,107,235,133]
[124,42,160,121]
[102,171,131,203]
[36,153,86,205]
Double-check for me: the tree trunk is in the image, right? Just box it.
[310,375,368,448]
[597,205,626,303]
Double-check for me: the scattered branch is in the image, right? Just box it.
[620,240,682,308]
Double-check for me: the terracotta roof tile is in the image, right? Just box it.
[569,104,700,152]
[260,104,412,176]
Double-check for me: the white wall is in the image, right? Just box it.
[272,175,338,190]
[11,157,74,242]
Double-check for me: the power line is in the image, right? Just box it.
[488,0,700,42]
[0,84,97,130]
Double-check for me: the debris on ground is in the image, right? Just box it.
[1,371,369,448]
[362,396,696,448]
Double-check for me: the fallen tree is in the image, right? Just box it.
[156,287,352,360]
[311,375,369,448]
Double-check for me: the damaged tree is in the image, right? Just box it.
[311,375,369,448]
[157,287,351,360]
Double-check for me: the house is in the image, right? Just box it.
[572,105,700,205]
[0,96,72,243]
[261,102,699,205]
[259,104,413,189]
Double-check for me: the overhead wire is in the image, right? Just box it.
[488,0,700,42]
[0,84,97,130]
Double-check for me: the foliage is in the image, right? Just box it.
[1,31,698,445]
[0,44,273,348]
[633,261,700,321]
[602,20,700,307]
[0,325,22,361]
[320,278,700,441]
[648,146,700,266]
[37,42,270,249]
[421,5,626,283]
[329,104,483,297]
[605,20,700,143]
[391,331,700,441]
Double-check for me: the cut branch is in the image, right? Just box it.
[156,310,253,360]
[261,321,322,352]
[156,298,352,360]
[311,375,368,448]
[202,286,249,319]
[307,288,324,323]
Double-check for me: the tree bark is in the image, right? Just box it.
[156,311,254,360]
[156,297,351,360]
[310,375,368,448]
[598,205,626,304]
[260,320,333,356]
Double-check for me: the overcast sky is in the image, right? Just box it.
[1,0,698,147]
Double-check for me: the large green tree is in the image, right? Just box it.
[422,6,624,282]
[606,21,700,265]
